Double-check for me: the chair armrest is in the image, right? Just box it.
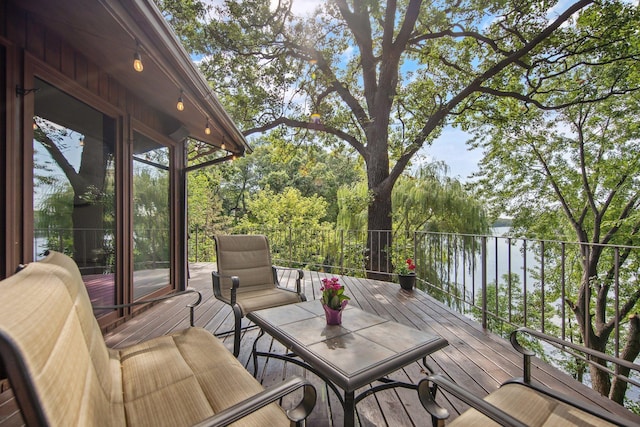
[191,375,316,427]
[93,288,202,327]
[418,374,528,427]
[511,327,640,387]
[211,271,240,305]
[272,266,305,296]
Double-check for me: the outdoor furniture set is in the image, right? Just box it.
[0,235,637,426]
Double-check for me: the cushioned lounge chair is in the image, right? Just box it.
[212,234,306,356]
[0,251,316,426]
[419,327,640,426]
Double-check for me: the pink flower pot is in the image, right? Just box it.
[323,301,347,325]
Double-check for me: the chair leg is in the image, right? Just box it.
[233,308,242,357]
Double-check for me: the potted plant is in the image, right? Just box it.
[320,277,350,325]
[397,258,416,290]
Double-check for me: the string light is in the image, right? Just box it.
[221,136,226,150]
[79,135,85,146]
[309,58,317,79]
[176,91,184,111]
[205,119,211,135]
[133,43,143,72]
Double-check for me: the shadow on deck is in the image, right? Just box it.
[1,263,638,426]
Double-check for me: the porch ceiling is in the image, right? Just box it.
[17,0,250,155]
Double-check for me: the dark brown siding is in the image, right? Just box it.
[6,9,177,132]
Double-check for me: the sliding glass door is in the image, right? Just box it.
[32,78,117,307]
[132,131,171,299]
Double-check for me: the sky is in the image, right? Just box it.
[419,127,481,182]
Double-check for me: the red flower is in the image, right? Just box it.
[398,258,416,274]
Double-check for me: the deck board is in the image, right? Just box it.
[1,263,639,426]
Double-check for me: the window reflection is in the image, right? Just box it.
[33,78,116,309]
[133,132,170,298]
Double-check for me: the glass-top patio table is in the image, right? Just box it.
[247,300,449,426]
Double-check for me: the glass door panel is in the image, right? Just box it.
[132,132,170,299]
[33,78,116,310]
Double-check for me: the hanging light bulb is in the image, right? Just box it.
[221,136,226,150]
[205,119,211,135]
[133,43,143,72]
[32,120,38,130]
[176,91,184,111]
[79,135,85,146]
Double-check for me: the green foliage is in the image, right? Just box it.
[157,0,637,275]
[187,168,230,262]
[132,164,170,269]
[237,187,328,230]
[336,182,370,231]
[34,184,75,257]
[217,138,363,223]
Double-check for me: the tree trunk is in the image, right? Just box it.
[571,267,612,397]
[364,121,394,280]
[73,136,109,274]
[366,188,392,280]
[609,314,640,404]
[588,354,612,399]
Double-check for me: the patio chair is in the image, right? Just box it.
[212,234,306,356]
[419,327,640,426]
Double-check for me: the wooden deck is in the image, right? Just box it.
[2,263,639,426]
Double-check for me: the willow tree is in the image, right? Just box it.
[158,0,626,278]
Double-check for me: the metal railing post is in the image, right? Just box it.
[195,228,199,263]
[584,245,590,349]
[481,236,487,330]
[340,229,344,274]
[289,226,293,267]
[540,241,545,333]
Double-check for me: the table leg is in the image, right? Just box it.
[251,328,265,377]
[344,390,356,427]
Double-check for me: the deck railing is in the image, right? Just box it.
[190,227,640,360]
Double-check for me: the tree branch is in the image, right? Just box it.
[416,0,595,147]
[243,117,367,158]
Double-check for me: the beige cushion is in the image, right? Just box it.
[120,328,288,427]
[233,288,302,314]
[0,254,125,426]
[450,383,616,426]
[0,251,290,426]
[215,234,275,295]
[214,234,302,312]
